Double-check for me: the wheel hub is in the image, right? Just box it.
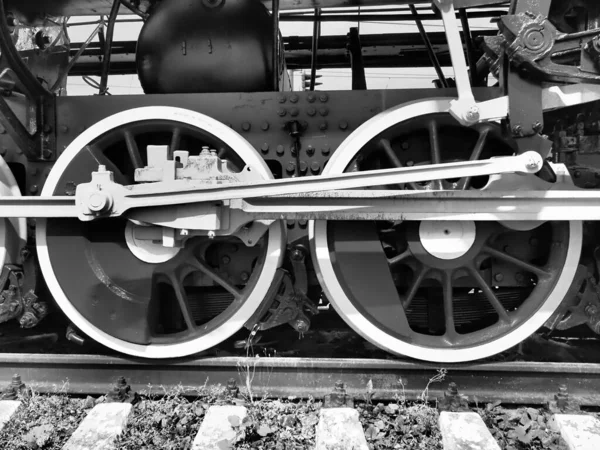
[418,221,476,260]
[125,221,180,264]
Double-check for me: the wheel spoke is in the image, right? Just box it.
[83,145,131,184]
[442,270,456,337]
[378,138,421,190]
[457,127,489,190]
[402,265,428,309]
[190,256,243,299]
[483,245,550,278]
[389,248,412,266]
[124,130,144,170]
[467,265,511,323]
[379,138,402,167]
[167,273,196,331]
[427,120,443,190]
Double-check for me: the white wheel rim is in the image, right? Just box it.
[0,156,27,267]
[310,98,582,363]
[37,106,285,358]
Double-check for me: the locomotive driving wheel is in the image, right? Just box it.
[37,107,285,358]
[310,99,582,363]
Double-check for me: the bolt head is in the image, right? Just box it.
[295,319,309,332]
[466,106,480,121]
[88,192,109,212]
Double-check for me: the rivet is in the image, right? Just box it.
[307,107,316,117]
[319,108,329,117]
[299,161,308,174]
[307,94,316,103]
[298,219,308,228]
[306,145,315,156]
[276,145,285,156]
[322,145,330,156]
[290,94,299,103]
[241,122,251,132]
[277,108,287,117]
[240,272,249,282]
[261,143,269,153]
[401,142,410,150]
[319,94,329,103]
[319,121,328,131]
[277,95,287,103]
[29,185,38,194]
[310,161,320,173]
[339,120,348,130]
[290,107,299,117]
[261,122,270,131]
[222,256,231,265]
[494,273,504,282]
[515,272,525,283]
[286,162,296,173]
[406,160,414,166]
[287,220,296,229]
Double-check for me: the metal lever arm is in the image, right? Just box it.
[75,151,542,220]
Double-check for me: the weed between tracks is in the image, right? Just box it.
[0,382,87,450]
[0,365,571,449]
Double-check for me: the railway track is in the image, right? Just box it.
[0,354,599,449]
[0,353,599,406]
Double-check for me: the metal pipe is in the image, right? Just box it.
[99,0,121,95]
[51,22,103,92]
[409,4,448,88]
[272,0,280,91]
[459,8,478,86]
[279,10,507,22]
[309,8,321,91]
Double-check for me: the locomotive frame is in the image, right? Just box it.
[0,0,599,363]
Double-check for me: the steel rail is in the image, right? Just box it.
[0,354,598,405]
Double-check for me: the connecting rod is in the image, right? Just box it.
[0,152,543,220]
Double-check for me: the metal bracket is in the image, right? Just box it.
[433,0,480,126]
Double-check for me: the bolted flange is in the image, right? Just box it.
[324,380,354,408]
[438,382,469,412]
[547,384,580,413]
[106,376,138,404]
[0,374,26,400]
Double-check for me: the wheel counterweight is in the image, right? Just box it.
[310,99,582,363]
[37,107,285,358]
